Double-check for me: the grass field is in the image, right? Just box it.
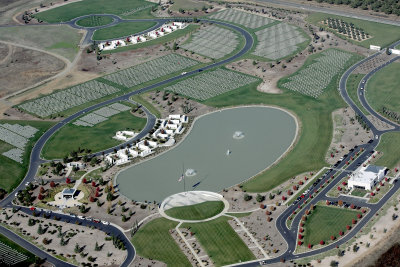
[307,13,400,48]
[170,0,210,11]
[203,49,362,192]
[366,62,400,121]
[346,74,369,115]
[183,216,255,266]
[0,25,82,62]
[131,94,161,118]
[36,0,155,23]
[165,201,225,220]
[93,21,157,41]
[0,120,54,192]
[351,188,367,197]
[101,24,200,54]
[0,234,36,265]
[375,132,400,169]
[303,205,361,245]
[42,110,146,159]
[132,218,191,267]
[76,16,113,27]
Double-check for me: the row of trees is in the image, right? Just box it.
[308,0,400,15]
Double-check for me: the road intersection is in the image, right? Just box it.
[0,10,399,267]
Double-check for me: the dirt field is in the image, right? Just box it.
[326,108,373,164]
[0,45,65,98]
[0,0,55,25]
[0,208,127,266]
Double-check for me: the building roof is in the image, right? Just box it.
[62,188,76,195]
[364,165,385,174]
[349,165,385,185]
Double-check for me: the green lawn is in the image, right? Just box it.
[36,0,156,23]
[0,25,82,62]
[183,217,255,266]
[0,120,54,192]
[0,234,36,265]
[346,74,369,115]
[93,21,157,41]
[203,49,362,192]
[375,132,400,169]
[102,24,200,54]
[165,201,225,220]
[42,110,146,159]
[76,16,114,27]
[307,13,400,48]
[351,188,367,197]
[170,0,210,12]
[132,218,191,267]
[303,205,361,245]
[366,62,400,122]
[131,94,161,118]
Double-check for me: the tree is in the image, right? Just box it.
[172,42,178,51]
[50,181,56,188]
[244,194,252,201]
[107,192,113,202]
[95,241,101,251]
[37,194,44,200]
[37,224,45,235]
[256,194,265,202]
[74,243,81,253]
[320,240,325,245]
[308,243,312,249]
[90,157,97,165]
[66,178,71,184]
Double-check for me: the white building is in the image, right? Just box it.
[370,45,381,51]
[67,162,86,169]
[114,130,136,141]
[348,165,386,191]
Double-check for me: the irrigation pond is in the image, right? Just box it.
[116,106,297,202]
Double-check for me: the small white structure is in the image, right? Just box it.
[389,49,400,55]
[370,45,381,51]
[114,130,136,141]
[67,162,86,169]
[98,22,186,51]
[348,165,386,191]
[62,188,77,199]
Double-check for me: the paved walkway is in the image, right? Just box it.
[158,191,230,223]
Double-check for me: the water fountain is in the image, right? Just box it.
[233,131,245,139]
[185,168,197,176]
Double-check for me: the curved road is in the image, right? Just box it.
[0,16,254,267]
[1,10,399,267]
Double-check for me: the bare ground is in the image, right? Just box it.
[0,208,127,266]
[326,108,373,165]
[0,45,65,98]
[142,90,215,118]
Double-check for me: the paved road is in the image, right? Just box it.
[0,17,254,267]
[255,0,400,26]
[1,9,399,267]
[1,205,136,267]
[231,39,400,266]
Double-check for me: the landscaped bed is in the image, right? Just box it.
[165,201,225,220]
[92,21,157,40]
[307,13,400,48]
[132,218,191,267]
[76,15,113,27]
[183,216,256,266]
[301,204,362,247]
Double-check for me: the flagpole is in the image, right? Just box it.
[182,162,186,194]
